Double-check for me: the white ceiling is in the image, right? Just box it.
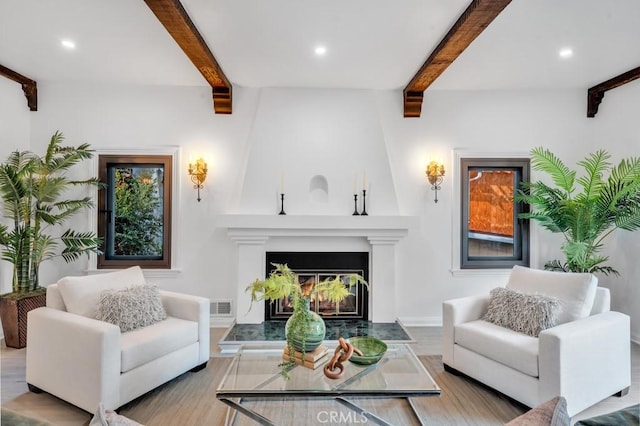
[1,0,639,91]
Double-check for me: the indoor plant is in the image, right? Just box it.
[0,131,103,347]
[246,263,367,377]
[515,147,640,275]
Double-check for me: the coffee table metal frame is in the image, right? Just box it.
[215,343,440,426]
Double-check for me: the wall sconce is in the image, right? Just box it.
[188,157,208,202]
[426,160,445,203]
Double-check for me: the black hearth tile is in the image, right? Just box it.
[222,320,412,343]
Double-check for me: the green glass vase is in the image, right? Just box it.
[285,299,326,352]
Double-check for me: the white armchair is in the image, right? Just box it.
[26,266,210,413]
[443,266,630,417]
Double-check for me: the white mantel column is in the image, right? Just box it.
[231,236,268,324]
[368,237,402,323]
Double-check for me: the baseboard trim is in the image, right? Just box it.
[397,316,442,327]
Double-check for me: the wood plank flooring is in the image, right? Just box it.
[1,327,639,425]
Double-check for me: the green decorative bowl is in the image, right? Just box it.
[348,337,388,365]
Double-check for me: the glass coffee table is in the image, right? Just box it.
[216,344,440,425]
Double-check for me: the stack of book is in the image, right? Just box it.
[282,345,329,369]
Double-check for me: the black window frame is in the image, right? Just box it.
[97,154,173,269]
[460,158,530,269]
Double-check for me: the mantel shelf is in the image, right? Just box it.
[216,214,418,241]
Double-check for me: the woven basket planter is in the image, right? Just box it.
[0,289,46,348]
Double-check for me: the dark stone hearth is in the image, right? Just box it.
[222,320,412,343]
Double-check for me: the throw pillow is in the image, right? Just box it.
[484,286,561,337]
[90,403,145,426]
[505,396,570,426]
[96,285,167,332]
[506,265,597,324]
[57,266,146,318]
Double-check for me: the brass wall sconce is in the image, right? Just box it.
[426,160,445,203]
[188,157,208,202]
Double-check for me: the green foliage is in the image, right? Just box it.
[514,147,640,275]
[246,263,367,307]
[113,168,163,256]
[246,263,368,378]
[0,131,103,293]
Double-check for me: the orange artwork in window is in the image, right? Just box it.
[468,170,514,238]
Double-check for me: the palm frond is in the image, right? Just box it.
[530,147,576,194]
[58,229,102,262]
[0,132,101,292]
[613,205,640,231]
[524,148,640,277]
[575,149,609,202]
[544,260,570,272]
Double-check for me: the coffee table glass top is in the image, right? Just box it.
[216,344,440,398]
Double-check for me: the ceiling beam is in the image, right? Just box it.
[587,66,640,117]
[403,0,512,118]
[0,64,37,111]
[144,0,232,114]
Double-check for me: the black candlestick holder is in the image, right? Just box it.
[279,193,286,215]
[352,194,360,215]
[361,189,368,216]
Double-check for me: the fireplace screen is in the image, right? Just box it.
[265,252,369,321]
[274,271,362,317]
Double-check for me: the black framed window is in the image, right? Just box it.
[97,155,172,269]
[461,158,530,269]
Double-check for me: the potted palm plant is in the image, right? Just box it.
[246,263,367,377]
[515,147,640,275]
[0,131,103,348]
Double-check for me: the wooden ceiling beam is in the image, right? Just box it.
[144,0,232,114]
[0,64,37,111]
[403,0,512,117]
[587,66,640,117]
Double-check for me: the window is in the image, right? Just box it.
[460,158,530,269]
[97,155,172,269]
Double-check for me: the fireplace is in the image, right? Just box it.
[218,214,414,324]
[264,252,369,321]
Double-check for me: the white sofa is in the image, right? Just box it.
[26,266,210,413]
[443,266,630,417]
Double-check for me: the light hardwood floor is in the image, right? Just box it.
[1,327,639,425]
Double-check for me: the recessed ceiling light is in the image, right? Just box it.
[61,39,76,50]
[314,46,327,56]
[559,47,573,59]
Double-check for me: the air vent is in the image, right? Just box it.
[211,300,232,316]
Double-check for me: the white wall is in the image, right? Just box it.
[0,78,31,294]
[2,79,639,341]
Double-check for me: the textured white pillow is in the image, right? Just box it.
[484,287,561,337]
[56,266,146,318]
[95,285,167,332]
[506,265,597,324]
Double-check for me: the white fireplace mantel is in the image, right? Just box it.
[216,214,416,240]
[217,214,418,323]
